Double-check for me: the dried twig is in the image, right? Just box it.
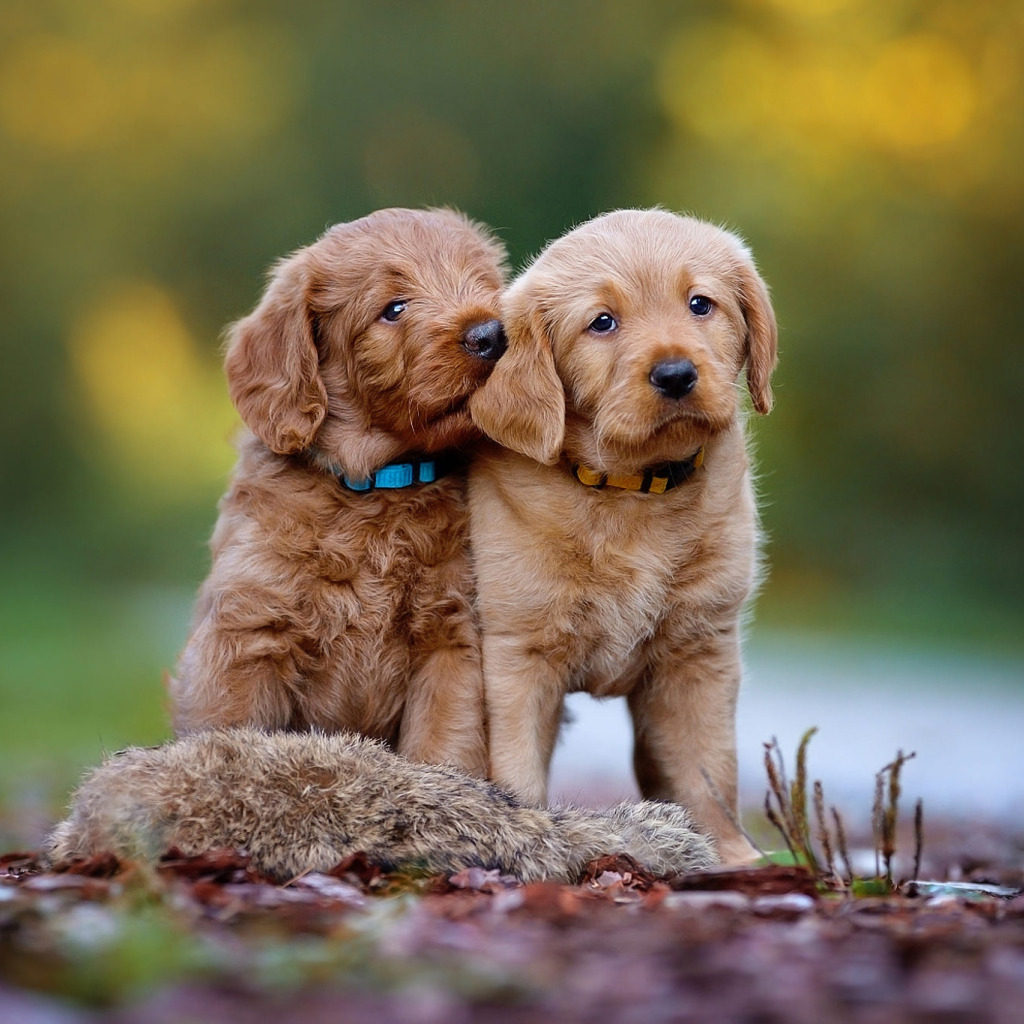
[913,798,924,884]
[762,730,922,895]
[764,793,798,864]
[872,772,884,880]
[763,731,823,873]
[814,780,836,882]
[764,735,813,866]
[763,739,790,829]
[791,727,818,868]
[700,765,765,858]
[875,751,916,886]
[831,806,853,886]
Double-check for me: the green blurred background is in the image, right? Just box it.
[2,0,1022,842]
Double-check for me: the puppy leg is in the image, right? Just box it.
[398,556,488,775]
[170,618,295,733]
[628,630,758,865]
[483,633,565,806]
[398,643,488,776]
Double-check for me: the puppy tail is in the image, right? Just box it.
[552,801,718,881]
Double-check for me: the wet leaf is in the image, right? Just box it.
[447,867,520,893]
[671,864,819,898]
[907,880,1023,901]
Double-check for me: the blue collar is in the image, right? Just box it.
[303,447,456,492]
[340,458,441,492]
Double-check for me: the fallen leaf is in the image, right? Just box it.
[326,851,384,889]
[58,852,121,879]
[293,872,368,906]
[582,853,657,890]
[157,848,265,884]
[448,867,520,893]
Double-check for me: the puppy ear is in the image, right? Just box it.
[224,251,328,453]
[469,305,565,464]
[738,260,778,415]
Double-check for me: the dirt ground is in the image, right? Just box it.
[2,816,1023,1024]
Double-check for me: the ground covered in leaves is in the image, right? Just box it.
[2,822,1024,1023]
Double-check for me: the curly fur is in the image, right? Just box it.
[467,210,778,864]
[168,208,507,776]
[45,728,718,883]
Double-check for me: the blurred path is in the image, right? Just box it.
[549,632,1024,822]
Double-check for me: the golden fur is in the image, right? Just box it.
[169,208,507,776]
[467,209,778,863]
[45,728,718,882]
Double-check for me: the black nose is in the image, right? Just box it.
[649,358,698,400]
[461,318,506,361]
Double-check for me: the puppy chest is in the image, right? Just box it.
[482,503,731,693]
[524,542,676,689]
[311,484,470,570]
[264,484,475,663]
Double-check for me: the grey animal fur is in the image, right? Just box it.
[46,727,717,882]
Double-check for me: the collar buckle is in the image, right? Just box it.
[341,459,439,491]
[570,447,705,494]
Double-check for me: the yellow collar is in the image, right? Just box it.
[570,447,705,494]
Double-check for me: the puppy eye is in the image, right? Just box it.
[381,300,407,322]
[689,295,713,316]
[588,313,618,334]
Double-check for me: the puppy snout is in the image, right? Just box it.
[461,319,507,361]
[649,358,698,400]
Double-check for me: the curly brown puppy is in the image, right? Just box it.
[45,728,718,882]
[468,209,778,863]
[168,208,507,776]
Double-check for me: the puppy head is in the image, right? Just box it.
[473,209,777,471]
[225,208,507,477]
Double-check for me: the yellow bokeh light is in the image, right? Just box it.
[656,19,983,180]
[103,0,208,14]
[0,25,296,161]
[69,283,237,500]
[862,35,977,149]
[759,0,857,15]
[0,36,115,150]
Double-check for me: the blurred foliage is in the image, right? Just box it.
[650,0,1024,619]
[1,0,1022,817]
[3,0,1022,603]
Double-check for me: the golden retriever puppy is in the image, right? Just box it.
[168,208,507,776]
[46,728,718,882]
[467,209,777,863]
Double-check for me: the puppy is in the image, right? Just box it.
[168,208,507,776]
[468,209,778,863]
[45,728,718,882]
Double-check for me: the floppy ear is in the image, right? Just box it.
[469,304,565,464]
[737,260,778,415]
[224,251,328,454]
